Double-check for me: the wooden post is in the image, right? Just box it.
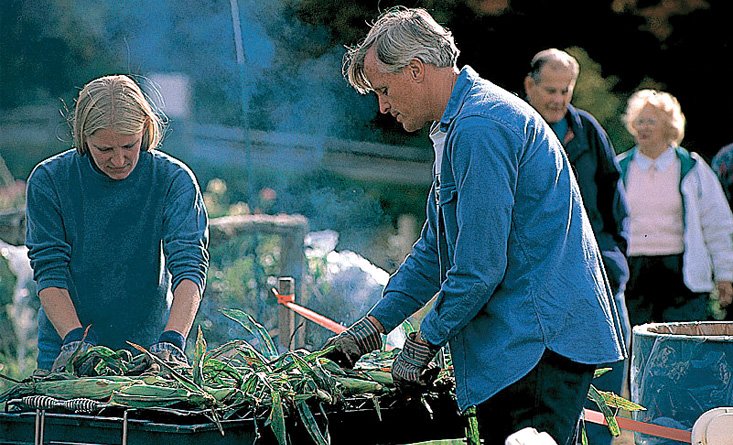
[277,277,295,351]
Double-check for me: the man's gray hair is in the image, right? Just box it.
[343,7,459,94]
[527,48,580,83]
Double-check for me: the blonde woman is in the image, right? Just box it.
[617,89,733,326]
[25,75,209,372]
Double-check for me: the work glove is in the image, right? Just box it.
[128,330,189,375]
[150,333,189,367]
[322,317,382,368]
[391,331,441,394]
[51,327,98,373]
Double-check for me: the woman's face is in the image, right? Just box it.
[632,105,670,153]
[86,128,143,180]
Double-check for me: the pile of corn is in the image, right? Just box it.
[0,309,444,444]
[0,308,642,445]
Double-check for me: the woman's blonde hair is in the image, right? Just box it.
[72,75,166,155]
[622,89,685,146]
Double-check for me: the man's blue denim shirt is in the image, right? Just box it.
[369,66,626,412]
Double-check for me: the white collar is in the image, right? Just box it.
[634,146,676,172]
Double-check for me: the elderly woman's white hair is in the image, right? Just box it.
[622,89,686,147]
[342,7,460,94]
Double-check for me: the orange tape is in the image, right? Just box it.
[275,292,295,304]
[271,288,346,334]
[583,409,691,443]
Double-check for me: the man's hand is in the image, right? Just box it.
[391,331,441,394]
[51,327,98,373]
[322,317,383,368]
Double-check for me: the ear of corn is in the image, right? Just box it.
[30,377,132,400]
[109,383,212,408]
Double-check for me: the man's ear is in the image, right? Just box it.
[523,76,533,96]
[407,58,425,82]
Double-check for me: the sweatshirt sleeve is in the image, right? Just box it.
[25,165,71,291]
[696,158,733,282]
[162,166,210,294]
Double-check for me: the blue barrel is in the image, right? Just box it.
[631,322,733,444]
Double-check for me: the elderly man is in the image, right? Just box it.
[524,48,631,445]
[322,8,626,445]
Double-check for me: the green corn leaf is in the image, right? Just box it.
[202,358,245,387]
[587,384,620,436]
[370,395,382,422]
[268,390,287,445]
[221,308,279,360]
[296,400,329,445]
[593,367,613,378]
[400,319,416,335]
[595,388,646,412]
[193,326,207,386]
[127,341,213,403]
[464,406,480,445]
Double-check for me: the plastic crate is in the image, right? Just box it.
[0,393,465,444]
[0,411,262,445]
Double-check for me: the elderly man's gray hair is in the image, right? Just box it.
[343,7,460,94]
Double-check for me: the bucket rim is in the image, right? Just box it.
[632,321,733,341]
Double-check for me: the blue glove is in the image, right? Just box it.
[51,327,98,373]
[391,332,441,393]
[322,317,382,368]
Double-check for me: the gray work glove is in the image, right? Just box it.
[322,317,382,368]
[391,331,441,394]
[149,341,189,367]
[128,330,189,375]
[51,327,98,373]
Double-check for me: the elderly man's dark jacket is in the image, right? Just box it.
[561,104,630,295]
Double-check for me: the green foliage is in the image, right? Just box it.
[198,232,282,349]
[568,46,636,154]
[0,253,19,361]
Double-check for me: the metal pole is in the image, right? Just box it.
[228,0,252,153]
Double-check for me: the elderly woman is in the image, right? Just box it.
[25,75,209,372]
[617,89,733,326]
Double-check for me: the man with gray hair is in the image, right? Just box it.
[322,8,626,445]
[525,48,631,445]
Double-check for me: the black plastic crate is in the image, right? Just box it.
[0,393,466,444]
[0,411,262,445]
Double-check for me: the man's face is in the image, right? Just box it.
[363,48,430,133]
[524,66,575,124]
[86,128,143,180]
